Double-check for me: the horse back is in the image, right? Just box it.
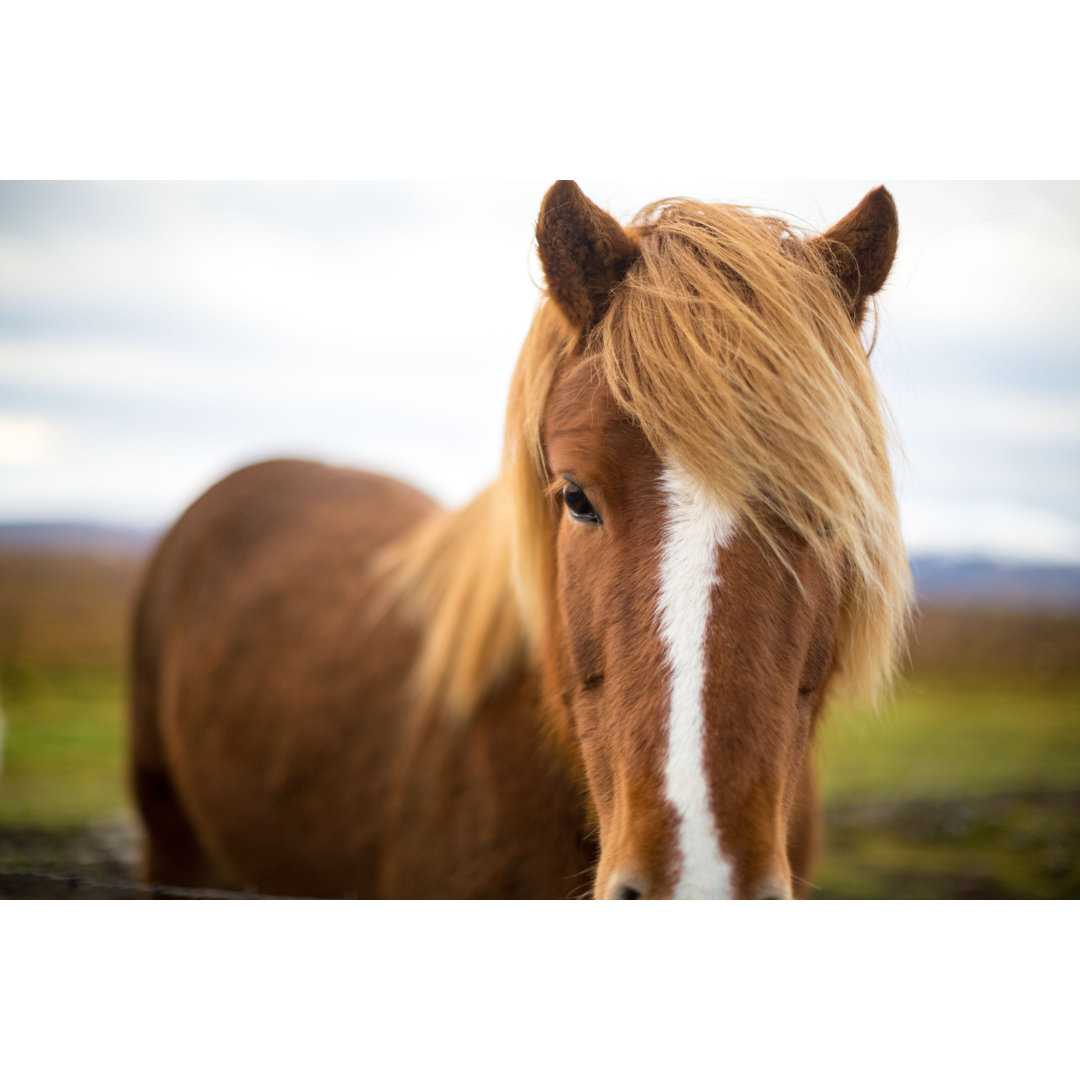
[130,459,437,896]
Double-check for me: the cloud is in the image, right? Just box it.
[0,183,543,358]
[0,413,65,465]
[902,497,1080,565]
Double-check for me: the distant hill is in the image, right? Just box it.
[1,523,1078,613]
[911,555,1080,613]
[0,522,159,560]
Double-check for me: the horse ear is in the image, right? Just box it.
[812,186,899,324]
[536,180,639,333]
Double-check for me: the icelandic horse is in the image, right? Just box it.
[129,181,910,898]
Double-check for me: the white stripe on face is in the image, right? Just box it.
[657,464,737,899]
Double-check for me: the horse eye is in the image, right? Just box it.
[562,482,601,524]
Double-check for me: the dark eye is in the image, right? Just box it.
[562,481,601,525]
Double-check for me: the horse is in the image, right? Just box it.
[129,181,910,899]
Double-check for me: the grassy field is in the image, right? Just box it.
[821,674,1080,804]
[1,670,129,829]
[813,673,1080,898]
[2,549,1078,897]
[0,552,139,833]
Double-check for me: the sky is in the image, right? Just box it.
[0,180,1078,564]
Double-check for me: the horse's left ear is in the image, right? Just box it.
[536,180,639,333]
[811,186,899,324]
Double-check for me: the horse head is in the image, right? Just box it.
[507,181,908,899]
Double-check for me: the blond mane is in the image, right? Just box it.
[383,197,911,721]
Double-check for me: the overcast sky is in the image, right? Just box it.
[1,181,1077,564]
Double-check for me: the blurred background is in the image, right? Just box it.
[1,180,1078,897]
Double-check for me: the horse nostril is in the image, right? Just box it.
[616,884,643,899]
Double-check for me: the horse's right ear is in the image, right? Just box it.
[536,181,639,333]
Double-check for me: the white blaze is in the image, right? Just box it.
[657,464,737,899]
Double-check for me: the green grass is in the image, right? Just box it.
[818,672,1080,805]
[0,550,139,831]
[813,671,1080,898]
[0,670,131,828]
